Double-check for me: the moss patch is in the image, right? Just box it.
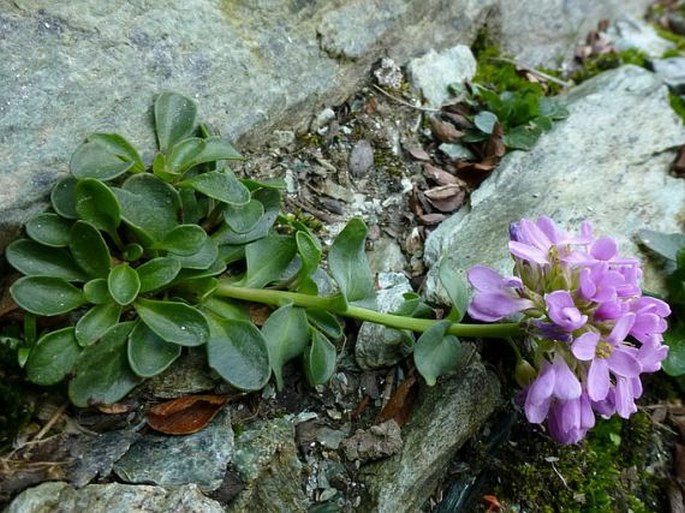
[491,412,665,512]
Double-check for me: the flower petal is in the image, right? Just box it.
[614,377,637,419]
[508,241,550,264]
[590,236,618,261]
[607,349,642,378]
[552,357,581,400]
[587,358,610,402]
[466,265,508,292]
[572,332,599,361]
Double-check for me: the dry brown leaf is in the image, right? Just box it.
[376,373,418,426]
[406,145,431,161]
[442,112,474,131]
[672,146,685,178]
[146,395,228,435]
[418,213,447,225]
[424,185,465,213]
[429,115,463,143]
[423,163,459,186]
[484,123,506,159]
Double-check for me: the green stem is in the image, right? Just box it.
[214,284,524,338]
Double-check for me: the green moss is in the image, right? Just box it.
[669,92,685,123]
[493,412,665,512]
[472,47,546,97]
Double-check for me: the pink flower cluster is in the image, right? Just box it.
[467,217,670,444]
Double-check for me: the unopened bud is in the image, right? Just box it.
[514,359,537,388]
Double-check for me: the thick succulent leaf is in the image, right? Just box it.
[127,321,181,378]
[192,137,242,165]
[75,302,122,346]
[201,297,250,321]
[108,264,140,306]
[25,213,72,247]
[6,239,88,281]
[69,322,142,407]
[637,229,685,262]
[182,170,250,206]
[303,329,337,386]
[438,260,470,322]
[173,260,226,284]
[179,188,208,225]
[261,304,310,390]
[211,188,280,245]
[26,327,81,385]
[329,218,375,306]
[206,315,270,391]
[173,238,219,270]
[137,257,182,292]
[168,137,243,175]
[122,243,144,262]
[473,111,498,134]
[74,178,121,234]
[166,138,204,175]
[296,230,322,278]
[306,309,343,340]
[154,92,197,152]
[70,133,144,180]
[414,320,463,386]
[115,173,181,241]
[10,276,87,316]
[222,199,264,234]
[154,224,207,255]
[134,298,209,347]
[244,233,297,288]
[663,323,685,376]
[50,176,79,219]
[69,221,112,279]
[83,278,112,304]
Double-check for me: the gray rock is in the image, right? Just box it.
[67,430,140,487]
[374,58,404,89]
[606,16,674,57]
[5,481,223,513]
[359,357,499,512]
[425,65,685,304]
[368,236,407,274]
[406,45,476,107]
[349,139,375,178]
[228,417,309,513]
[652,58,685,94]
[438,142,476,162]
[113,409,233,492]
[0,0,497,253]
[498,1,653,66]
[355,273,413,370]
[341,420,403,462]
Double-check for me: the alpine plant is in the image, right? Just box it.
[467,217,670,444]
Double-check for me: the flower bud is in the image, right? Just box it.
[514,358,537,388]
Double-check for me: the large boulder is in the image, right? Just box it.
[425,65,685,302]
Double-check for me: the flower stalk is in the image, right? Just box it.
[214,283,524,338]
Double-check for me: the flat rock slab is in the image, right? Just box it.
[359,357,499,512]
[0,0,494,252]
[425,65,685,302]
[0,0,659,253]
[5,482,223,513]
[113,409,234,492]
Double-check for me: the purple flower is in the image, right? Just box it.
[467,217,671,444]
[546,392,595,444]
[545,290,587,331]
[466,265,534,322]
[524,355,581,425]
[571,314,642,402]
